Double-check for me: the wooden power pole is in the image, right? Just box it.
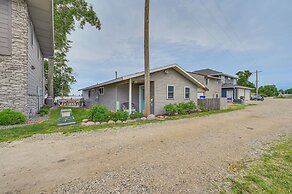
[144,0,150,116]
[48,58,54,98]
[255,70,262,96]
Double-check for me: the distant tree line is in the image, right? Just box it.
[236,70,290,97]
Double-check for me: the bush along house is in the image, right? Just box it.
[0,0,54,116]
[80,64,208,115]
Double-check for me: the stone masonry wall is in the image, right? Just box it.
[0,0,29,115]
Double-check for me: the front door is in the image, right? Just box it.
[139,85,145,113]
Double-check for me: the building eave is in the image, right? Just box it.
[27,0,54,58]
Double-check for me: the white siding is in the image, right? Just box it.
[244,89,251,101]
[151,69,198,115]
[27,16,44,114]
[237,89,245,98]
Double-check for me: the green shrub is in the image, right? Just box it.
[110,111,129,121]
[198,105,208,112]
[233,99,243,104]
[38,105,50,116]
[165,101,197,115]
[184,101,197,113]
[177,103,187,115]
[130,112,144,119]
[0,109,26,126]
[88,105,111,122]
[164,103,178,115]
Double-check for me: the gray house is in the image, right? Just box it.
[188,72,222,99]
[0,0,54,116]
[80,64,208,115]
[193,69,252,101]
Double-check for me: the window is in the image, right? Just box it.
[205,78,209,85]
[0,0,12,55]
[99,87,104,95]
[167,85,175,99]
[184,87,190,99]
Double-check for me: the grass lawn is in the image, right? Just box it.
[0,104,254,143]
[221,137,292,194]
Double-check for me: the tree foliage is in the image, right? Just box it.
[259,85,279,97]
[44,59,76,97]
[236,70,255,89]
[45,0,101,96]
[285,88,292,94]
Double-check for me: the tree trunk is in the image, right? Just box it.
[144,0,150,117]
[48,58,54,98]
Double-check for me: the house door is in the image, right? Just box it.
[139,85,145,113]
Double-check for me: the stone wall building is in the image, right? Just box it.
[0,0,54,116]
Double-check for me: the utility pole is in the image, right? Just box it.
[144,0,150,117]
[254,70,262,96]
[48,58,54,98]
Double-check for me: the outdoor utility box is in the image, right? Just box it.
[45,96,54,107]
[57,109,76,126]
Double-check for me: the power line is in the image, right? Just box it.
[199,0,239,50]
[189,6,239,64]
[212,0,255,63]
[212,1,246,50]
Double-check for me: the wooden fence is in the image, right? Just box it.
[197,98,227,110]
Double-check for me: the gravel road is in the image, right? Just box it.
[0,98,291,194]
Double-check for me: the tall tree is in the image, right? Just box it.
[47,0,101,97]
[236,70,255,89]
[144,0,151,116]
[259,85,279,97]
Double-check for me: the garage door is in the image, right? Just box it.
[238,89,245,99]
[245,90,251,101]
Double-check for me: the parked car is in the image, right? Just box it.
[250,95,264,101]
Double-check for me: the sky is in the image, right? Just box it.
[67,0,292,95]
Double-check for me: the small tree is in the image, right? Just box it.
[259,85,279,97]
[236,70,255,89]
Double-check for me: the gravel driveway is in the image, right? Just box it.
[0,98,291,193]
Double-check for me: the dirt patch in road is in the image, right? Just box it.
[0,99,291,193]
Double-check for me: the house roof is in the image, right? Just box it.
[27,0,54,58]
[193,68,238,79]
[188,72,221,80]
[193,68,221,75]
[79,64,209,91]
[187,72,221,88]
[222,83,253,90]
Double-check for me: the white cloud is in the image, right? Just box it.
[67,0,292,94]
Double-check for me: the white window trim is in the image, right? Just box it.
[184,86,190,100]
[99,87,104,95]
[167,85,175,100]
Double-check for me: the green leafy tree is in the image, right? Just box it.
[259,85,279,97]
[46,0,101,97]
[44,59,76,97]
[236,70,255,89]
[285,88,292,94]
[278,89,285,94]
